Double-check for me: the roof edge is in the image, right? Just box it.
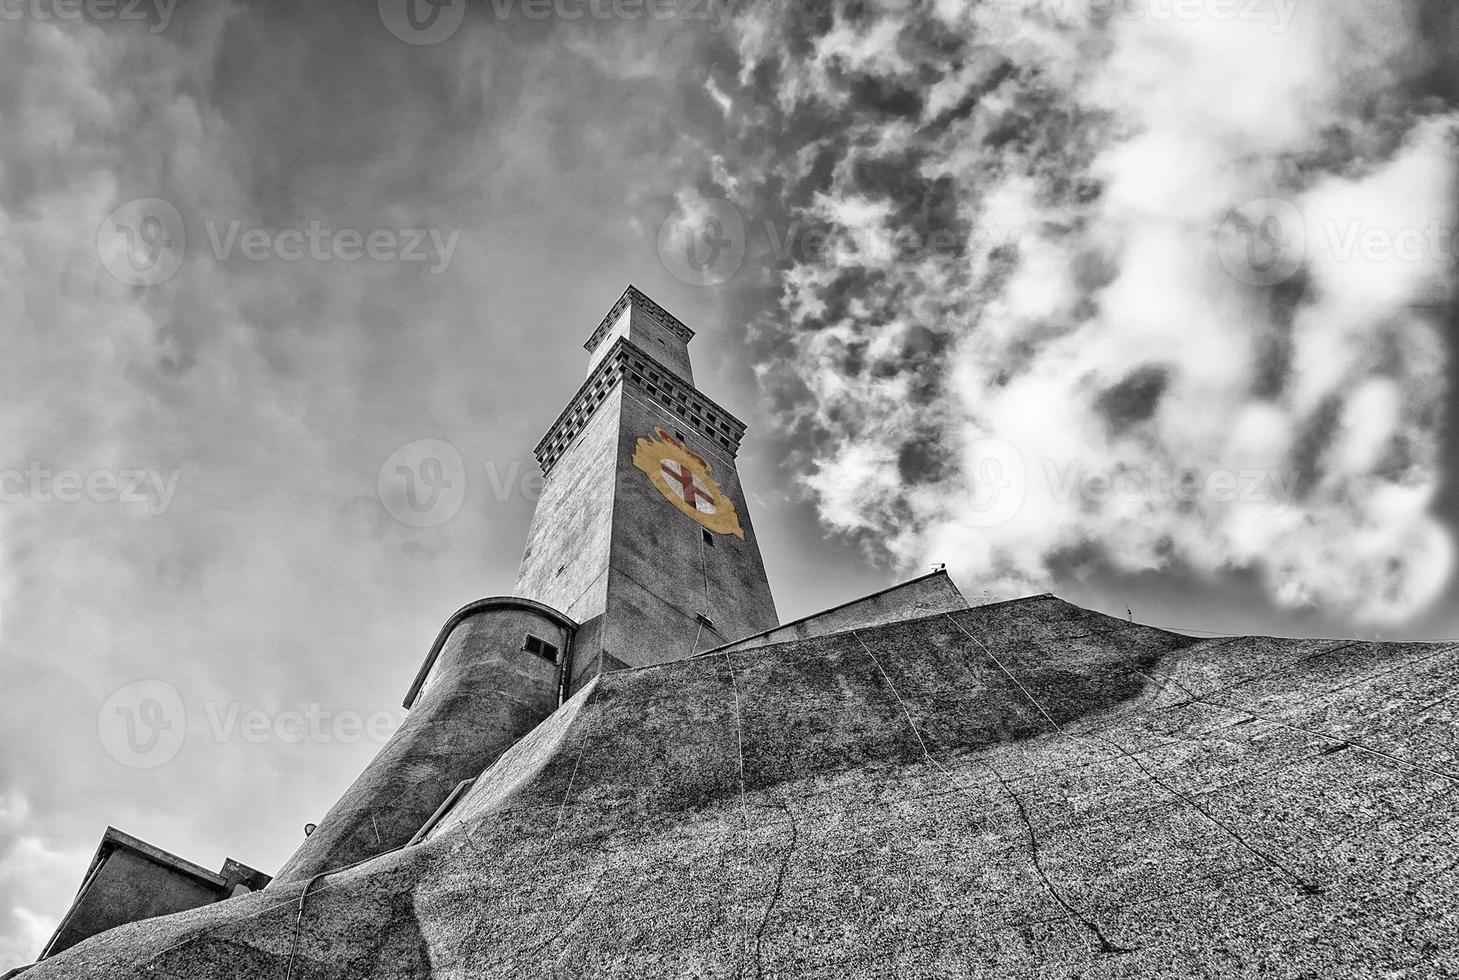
[40,826,228,959]
[698,569,966,657]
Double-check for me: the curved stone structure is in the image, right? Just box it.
[270,597,575,885]
[24,596,1459,979]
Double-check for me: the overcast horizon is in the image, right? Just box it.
[2,0,1458,966]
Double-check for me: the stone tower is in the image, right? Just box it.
[513,285,779,693]
[267,285,777,885]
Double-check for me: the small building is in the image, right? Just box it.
[35,827,269,964]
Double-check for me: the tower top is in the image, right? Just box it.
[583,285,697,384]
[533,297,746,478]
[584,285,695,356]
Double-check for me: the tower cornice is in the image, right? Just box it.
[534,335,746,477]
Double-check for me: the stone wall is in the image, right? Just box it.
[33,596,1459,979]
[270,601,567,885]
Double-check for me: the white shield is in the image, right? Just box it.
[660,459,717,514]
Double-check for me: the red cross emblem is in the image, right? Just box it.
[660,459,716,513]
[632,427,745,539]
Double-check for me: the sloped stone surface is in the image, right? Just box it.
[31,596,1459,979]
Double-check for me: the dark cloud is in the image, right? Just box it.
[1094,365,1170,436]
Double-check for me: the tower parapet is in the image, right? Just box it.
[584,284,696,383]
[534,336,745,477]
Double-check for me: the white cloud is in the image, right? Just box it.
[735,0,1456,626]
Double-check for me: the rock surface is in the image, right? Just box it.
[30,596,1459,978]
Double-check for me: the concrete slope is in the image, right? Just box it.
[29,596,1459,979]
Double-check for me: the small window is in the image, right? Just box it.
[555,564,566,577]
[524,634,559,664]
[696,613,715,630]
[702,529,714,547]
[674,430,686,442]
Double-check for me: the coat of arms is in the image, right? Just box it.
[632,427,745,540]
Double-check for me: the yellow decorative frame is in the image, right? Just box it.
[632,427,745,540]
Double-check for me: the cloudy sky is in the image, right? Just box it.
[1,0,1456,964]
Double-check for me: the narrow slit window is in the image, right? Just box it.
[524,634,560,664]
[702,528,714,547]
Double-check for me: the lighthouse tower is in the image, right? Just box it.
[271,286,778,883]
[514,285,779,693]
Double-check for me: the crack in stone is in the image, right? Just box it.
[748,803,798,980]
[850,626,1132,957]
[944,615,1324,899]
[509,857,608,972]
[974,756,1134,957]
